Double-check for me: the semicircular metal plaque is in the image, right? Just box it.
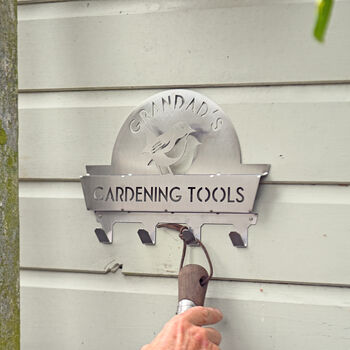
[81,89,270,247]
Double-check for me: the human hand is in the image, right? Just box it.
[141,306,223,350]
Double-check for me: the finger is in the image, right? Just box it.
[204,327,222,345]
[182,306,223,326]
[207,342,220,350]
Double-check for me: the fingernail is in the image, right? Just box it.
[215,309,223,318]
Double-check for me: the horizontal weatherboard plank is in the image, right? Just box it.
[21,270,350,350]
[19,87,350,182]
[20,182,350,285]
[18,0,350,90]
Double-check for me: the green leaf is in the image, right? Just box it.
[314,0,334,42]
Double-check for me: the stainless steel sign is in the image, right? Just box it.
[81,89,270,247]
[81,174,259,212]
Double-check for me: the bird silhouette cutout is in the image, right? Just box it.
[143,121,200,174]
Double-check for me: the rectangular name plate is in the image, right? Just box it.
[81,174,260,213]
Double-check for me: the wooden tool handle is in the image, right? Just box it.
[178,264,209,306]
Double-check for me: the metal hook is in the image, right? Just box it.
[95,228,112,244]
[229,231,246,248]
[137,229,154,245]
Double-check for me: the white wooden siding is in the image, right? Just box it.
[18,86,350,182]
[21,270,350,350]
[20,182,350,286]
[18,1,350,349]
[18,0,350,90]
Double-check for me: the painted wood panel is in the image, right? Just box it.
[18,0,350,90]
[20,182,350,285]
[18,0,67,4]
[17,1,350,349]
[19,182,119,273]
[21,270,350,350]
[19,87,350,182]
